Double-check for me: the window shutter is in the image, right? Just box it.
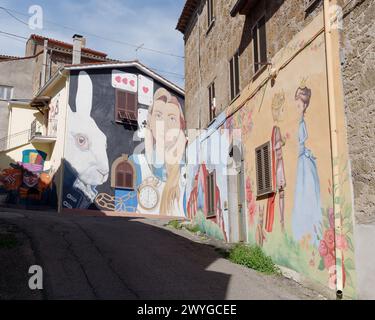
[116,172,125,188]
[253,16,267,74]
[259,17,267,64]
[255,142,273,196]
[229,57,234,100]
[263,143,271,191]
[207,0,214,26]
[234,53,240,96]
[125,172,133,188]
[256,148,264,192]
[116,90,138,122]
[230,52,240,100]
[253,26,259,73]
[115,161,134,189]
[207,172,216,217]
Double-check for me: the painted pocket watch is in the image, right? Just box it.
[137,176,161,210]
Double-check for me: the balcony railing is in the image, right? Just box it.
[29,119,58,141]
[0,119,58,152]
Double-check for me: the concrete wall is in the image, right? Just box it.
[340,0,375,299]
[0,58,36,139]
[183,0,323,131]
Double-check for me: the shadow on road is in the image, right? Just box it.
[0,211,232,300]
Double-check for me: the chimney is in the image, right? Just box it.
[72,34,84,64]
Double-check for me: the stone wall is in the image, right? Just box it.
[340,0,375,299]
[340,0,375,224]
[183,0,323,131]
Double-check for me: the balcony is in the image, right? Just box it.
[29,119,57,144]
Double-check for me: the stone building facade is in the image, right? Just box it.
[339,0,375,299]
[181,0,323,132]
[178,0,374,299]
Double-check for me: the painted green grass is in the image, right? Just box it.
[193,211,225,241]
[229,244,281,275]
[0,233,18,249]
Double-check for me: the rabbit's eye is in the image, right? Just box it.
[74,133,89,151]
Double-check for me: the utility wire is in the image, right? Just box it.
[0,30,28,40]
[0,30,185,79]
[0,6,185,59]
[0,6,29,26]
[0,32,27,44]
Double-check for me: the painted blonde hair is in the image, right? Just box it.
[147,88,185,215]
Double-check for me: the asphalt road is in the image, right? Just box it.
[0,210,322,300]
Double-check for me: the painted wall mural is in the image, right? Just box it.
[63,71,110,209]
[291,85,323,247]
[185,22,356,298]
[0,149,57,208]
[62,68,186,217]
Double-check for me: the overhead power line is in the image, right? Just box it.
[0,6,185,59]
[0,29,185,79]
[0,30,28,40]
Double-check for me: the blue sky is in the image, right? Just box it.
[0,0,186,87]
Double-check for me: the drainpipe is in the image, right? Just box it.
[323,0,344,299]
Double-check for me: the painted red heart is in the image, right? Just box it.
[122,78,128,85]
[143,87,149,94]
[115,76,122,83]
[130,80,135,87]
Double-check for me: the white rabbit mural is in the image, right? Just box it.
[63,71,109,207]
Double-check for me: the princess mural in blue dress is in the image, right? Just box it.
[292,86,322,247]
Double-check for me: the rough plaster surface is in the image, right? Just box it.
[341,0,375,224]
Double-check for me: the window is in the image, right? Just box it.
[207,171,216,217]
[208,82,216,122]
[252,16,267,74]
[255,142,273,196]
[115,161,134,189]
[304,0,320,11]
[229,52,240,101]
[0,85,13,101]
[115,89,137,122]
[207,0,215,27]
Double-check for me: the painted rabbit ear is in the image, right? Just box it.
[76,71,93,116]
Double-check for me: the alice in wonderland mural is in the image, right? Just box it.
[62,68,186,217]
[0,149,56,208]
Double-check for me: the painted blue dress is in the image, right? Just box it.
[292,119,322,246]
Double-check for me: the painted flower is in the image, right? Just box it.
[324,253,336,269]
[328,265,337,290]
[319,240,329,257]
[336,234,348,251]
[324,228,335,251]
